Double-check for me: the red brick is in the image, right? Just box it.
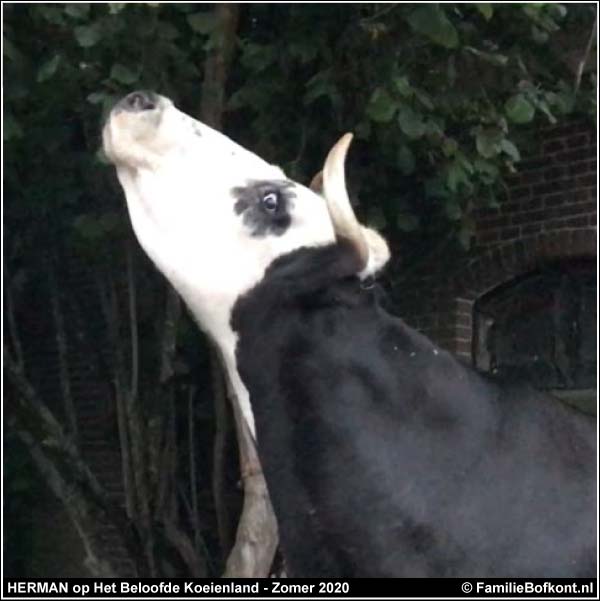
[477,231,500,245]
[477,215,510,231]
[576,173,597,188]
[567,133,589,148]
[517,169,545,185]
[542,139,566,154]
[533,179,571,195]
[508,185,532,201]
[544,192,566,207]
[555,148,595,162]
[522,223,542,235]
[562,215,590,228]
[544,166,567,181]
[512,209,548,225]
[569,160,596,176]
[501,227,520,240]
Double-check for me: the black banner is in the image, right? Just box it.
[2,578,597,599]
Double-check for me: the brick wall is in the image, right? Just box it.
[395,119,597,363]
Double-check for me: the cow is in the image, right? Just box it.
[103,90,596,578]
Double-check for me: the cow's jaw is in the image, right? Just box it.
[103,92,338,436]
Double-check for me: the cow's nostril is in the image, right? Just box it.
[122,90,157,112]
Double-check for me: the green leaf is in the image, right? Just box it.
[531,25,549,44]
[475,126,503,158]
[444,199,462,221]
[465,46,508,67]
[187,12,217,35]
[407,5,459,49]
[392,75,413,98]
[396,212,420,232]
[110,63,139,85]
[442,137,458,157]
[4,112,23,142]
[304,70,337,105]
[505,94,535,123]
[397,145,415,175]
[500,139,520,162]
[366,87,398,123]
[74,24,102,48]
[37,54,61,83]
[108,3,126,14]
[458,224,474,250]
[87,91,107,105]
[64,3,90,19]
[475,3,493,20]
[446,161,469,192]
[241,42,277,72]
[397,105,425,139]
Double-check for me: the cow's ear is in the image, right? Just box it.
[309,170,323,195]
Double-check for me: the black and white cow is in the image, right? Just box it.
[103,91,596,578]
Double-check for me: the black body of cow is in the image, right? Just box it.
[232,240,596,578]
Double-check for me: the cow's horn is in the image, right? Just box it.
[322,133,369,269]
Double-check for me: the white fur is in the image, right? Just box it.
[104,98,340,436]
[103,95,389,438]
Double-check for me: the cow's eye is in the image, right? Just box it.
[261,191,279,213]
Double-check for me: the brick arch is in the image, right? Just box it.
[448,229,597,361]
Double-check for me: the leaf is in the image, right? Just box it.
[397,105,425,139]
[74,24,102,48]
[366,87,398,123]
[187,12,217,35]
[442,137,458,157]
[108,3,126,14]
[87,91,108,105]
[64,3,90,19]
[407,5,459,49]
[500,139,520,162]
[505,94,535,123]
[37,54,61,83]
[396,213,420,232]
[397,145,415,175]
[4,112,23,142]
[475,3,493,21]
[475,126,503,158]
[392,75,413,98]
[458,224,474,250]
[446,161,469,192]
[110,63,139,85]
[465,46,508,67]
[444,199,462,221]
[304,70,337,105]
[241,42,277,72]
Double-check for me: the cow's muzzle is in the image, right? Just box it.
[115,90,158,113]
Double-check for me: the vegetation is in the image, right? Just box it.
[3,3,596,577]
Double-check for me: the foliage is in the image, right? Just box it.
[3,2,596,576]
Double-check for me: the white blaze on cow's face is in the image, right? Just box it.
[103,91,339,434]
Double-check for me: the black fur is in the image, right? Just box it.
[231,180,294,237]
[231,241,596,578]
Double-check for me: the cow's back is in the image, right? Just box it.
[234,266,596,577]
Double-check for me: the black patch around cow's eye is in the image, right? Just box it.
[261,191,279,213]
[232,180,295,238]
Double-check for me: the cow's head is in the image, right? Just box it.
[103,91,389,432]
